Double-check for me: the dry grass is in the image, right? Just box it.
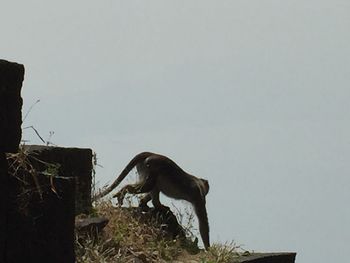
[6,145,62,215]
[75,201,250,263]
[6,145,61,196]
[76,200,183,263]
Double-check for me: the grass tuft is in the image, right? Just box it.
[76,201,250,263]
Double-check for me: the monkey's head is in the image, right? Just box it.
[201,179,210,196]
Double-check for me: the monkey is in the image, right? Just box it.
[94,152,210,250]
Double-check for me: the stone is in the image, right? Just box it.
[5,149,76,263]
[0,59,24,153]
[0,153,9,263]
[0,59,24,262]
[237,252,297,263]
[128,206,186,240]
[75,216,109,233]
[5,144,93,263]
[22,144,93,214]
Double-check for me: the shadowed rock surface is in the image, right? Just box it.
[75,216,109,234]
[237,252,296,263]
[3,143,93,262]
[6,146,77,263]
[127,206,187,240]
[0,59,24,263]
[0,153,9,263]
[0,60,93,263]
[23,145,93,214]
[0,59,24,153]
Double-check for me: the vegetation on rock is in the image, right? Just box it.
[75,200,249,263]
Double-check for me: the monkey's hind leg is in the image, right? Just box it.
[139,193,152,211]
[150,190,170,212]
[113,177,156,206]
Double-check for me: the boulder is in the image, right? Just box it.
[75,216,109,234]
[237,252,297,263]
[22,145,93,214]
[0,59,24,153]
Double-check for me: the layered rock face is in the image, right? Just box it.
[0,60,93,263]
[0,59,25,263]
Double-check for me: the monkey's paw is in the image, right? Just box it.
[112,192,124,206]
[138,203,151,212]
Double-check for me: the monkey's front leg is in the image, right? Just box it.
[151,190,170,212]
[139,193,152,211]
[112,184,137,205]
[194,200,210,250]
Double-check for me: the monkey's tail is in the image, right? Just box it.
[93,152,153,201]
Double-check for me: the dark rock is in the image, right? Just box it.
[22,144,93,214]
[0,153,9,263]
[5,148,76,263]
[0,59,24,153]
[75,217,109,233]
[127,206,186,240]
[148,206,187,240]
[0,59,24,262]
[4,145,94,263]
[237,252,296,263]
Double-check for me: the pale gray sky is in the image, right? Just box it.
[2,1,350,262]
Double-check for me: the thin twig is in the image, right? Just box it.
[23,125,46,144]
[23,99,40,122]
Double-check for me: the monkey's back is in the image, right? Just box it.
[143,153,199,202]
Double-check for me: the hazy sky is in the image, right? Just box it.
[2,1,350,262]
